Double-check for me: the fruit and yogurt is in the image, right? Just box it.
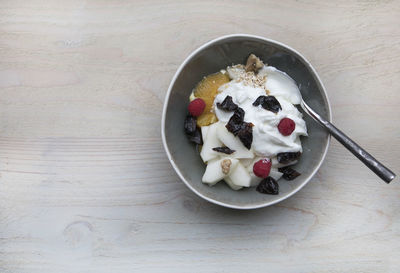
[184,54,307,194]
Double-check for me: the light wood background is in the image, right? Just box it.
[0,0,399,272]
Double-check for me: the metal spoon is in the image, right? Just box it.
[300,99,396,183]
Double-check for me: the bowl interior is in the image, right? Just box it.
[163,35,330,209]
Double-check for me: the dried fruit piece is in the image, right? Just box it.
[225,108,253,150]
[226,108,245,136]
[253,95,282,113]
[184,115,203,145]
[278,118,296,136]
[221,159,232,174]
[245,54,264,72]
[216,122,254,159]
[256,177,279,195]
[193,72,230,126]
[187,127,203,145]
[216,95,238,111]
[278,167,301,180]
[188,98,206,117]
[253,158,272,178]
[184,115,197,135]
[252,96,263,107]
[277,152,301,164]
[212,146,235,155]
[237,122,253,150]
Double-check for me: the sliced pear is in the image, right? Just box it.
[224,177,243,190]
[228,162,251,187]
[201,126,209,141]
[249,173,262,187]
[240,158,254,168]
[202,158,239,185]
[269,167,283,181]
[216,122,254,159]
[200,122,222,163]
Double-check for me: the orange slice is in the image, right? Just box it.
[193,72,230,126]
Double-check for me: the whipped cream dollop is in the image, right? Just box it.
[214,65,307,157]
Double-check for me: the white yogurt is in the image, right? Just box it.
[259,66,302,105]
[214,65,307,157]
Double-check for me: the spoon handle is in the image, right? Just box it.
[301,101,396,183]
[323,121,395,183]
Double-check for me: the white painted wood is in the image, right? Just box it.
[0,0,399,272]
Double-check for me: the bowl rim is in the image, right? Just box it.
[161,34,332,209]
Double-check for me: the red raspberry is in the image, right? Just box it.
[253,158,272,178]
[278,118,295,136]
[188,98,206,117]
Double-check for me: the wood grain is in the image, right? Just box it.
[0,0,399,272]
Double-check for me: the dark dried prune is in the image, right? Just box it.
[256,177,279,195]
[225,108,253,149]
[226,108,245,136]
[184,115,197,135]
[253,95,282,113]
[184,115,203,145]
[252,96,265,107]
[233,107,245,120]
[237,122,253,150]
[278,167,301,180]
[212,146,235,155]
[216,96,238,111]
[277,152,301,164]
[263,96,282,113]
[187,127,203,145]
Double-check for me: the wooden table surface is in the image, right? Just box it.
[1,0,399,272]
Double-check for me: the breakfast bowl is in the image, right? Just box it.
[161,34,331,209]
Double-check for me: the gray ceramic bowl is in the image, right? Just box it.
[162,34,331,209]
